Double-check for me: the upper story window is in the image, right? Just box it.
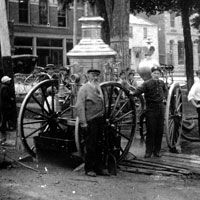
[170,12,175,28]
[39,0,48,25]
[129,26,133,38]
[58,7,66,27]
[19,0,29,23]
[143,27,147,39]
[168,40,174,65]
[178,41,184,65]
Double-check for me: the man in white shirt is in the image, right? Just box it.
[188,70,200,137]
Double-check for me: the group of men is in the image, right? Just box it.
[75,64,167,177]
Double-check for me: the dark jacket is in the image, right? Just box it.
[133,78,168,103]
[0,83,15,112]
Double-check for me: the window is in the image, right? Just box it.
[143,27,147,39]
[178,41,184,65]
[14,36,33,55]
[39,0,48,25]
[15,37,32,46]
[37,38,63,67]
[168,40,174,65]
[37,38,62,47]
[58,6,66,27]
[19,0,28,23]
[37,49,63,67]
[170,12,175,28]
[129,26,133,38]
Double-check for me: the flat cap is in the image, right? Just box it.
[87,69,101,74]
[151,66,162,73]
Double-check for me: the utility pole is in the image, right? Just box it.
[0,0,12,76]
[0,0,17,127]
[0,0,15,79]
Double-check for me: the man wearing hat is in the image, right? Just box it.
[188,70,200,137]
[75,68,109,177]
[0,76,15,143]
[132,65,168,158]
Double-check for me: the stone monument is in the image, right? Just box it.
[67,16,117,82]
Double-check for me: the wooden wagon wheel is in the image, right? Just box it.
[23,72,51,93]
[18,79,74,158]
[165,82,183,151]
[100,82,137,162]
[19,80,136,161]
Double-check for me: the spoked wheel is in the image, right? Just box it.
[165,82,183,151]
[23,72,51,93]
[100,82,137,162]
[18,79,75,158]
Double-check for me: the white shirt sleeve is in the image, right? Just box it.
[188,82,200,101]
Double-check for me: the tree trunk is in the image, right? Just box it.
[181,1,194,91]
[110,0,130,70]
[95,0,111,45]
[96,0,130,71]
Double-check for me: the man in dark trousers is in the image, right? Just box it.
[75,69,109,177]
[0,76,15,143]
[132,66,168,158]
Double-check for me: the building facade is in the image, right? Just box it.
[6,0,84,68]
[139,12,200,78]
[129,14,159,71]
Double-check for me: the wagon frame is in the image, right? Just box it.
[16,56,184,165]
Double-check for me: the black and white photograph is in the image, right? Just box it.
[1,0,200,199]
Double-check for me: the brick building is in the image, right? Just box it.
[6,0,84,68]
